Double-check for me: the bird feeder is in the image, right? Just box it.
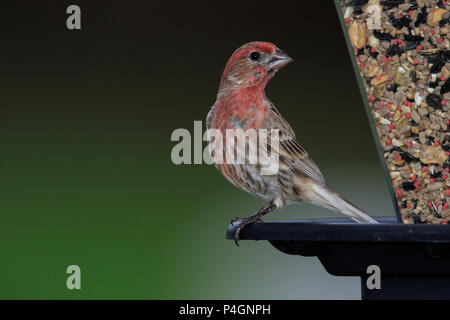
[227,0,450,300]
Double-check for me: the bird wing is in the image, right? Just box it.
[263,102,325,184]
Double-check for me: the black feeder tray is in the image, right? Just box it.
[226,217,450,300]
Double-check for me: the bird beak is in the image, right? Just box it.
[268,49,293,70]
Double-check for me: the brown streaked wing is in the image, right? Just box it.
[263,104,325,184]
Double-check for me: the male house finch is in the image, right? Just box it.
[206,42,377,245]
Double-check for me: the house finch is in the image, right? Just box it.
[206,42,377,245]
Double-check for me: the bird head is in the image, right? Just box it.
[219,42,293,92]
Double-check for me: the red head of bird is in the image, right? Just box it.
[218,41,293,95]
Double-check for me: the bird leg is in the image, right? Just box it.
[231,202,277,246]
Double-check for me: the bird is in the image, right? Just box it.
[206,41,378,245]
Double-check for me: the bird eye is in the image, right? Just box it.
[249,51,260,61]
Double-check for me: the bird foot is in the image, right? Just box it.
[230,216,263,246]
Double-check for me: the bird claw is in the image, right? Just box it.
[230,217,242,224]
[231,216,264,246]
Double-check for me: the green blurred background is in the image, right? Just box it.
[0,1,394,299]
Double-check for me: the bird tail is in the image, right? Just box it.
[306,183,378,224]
